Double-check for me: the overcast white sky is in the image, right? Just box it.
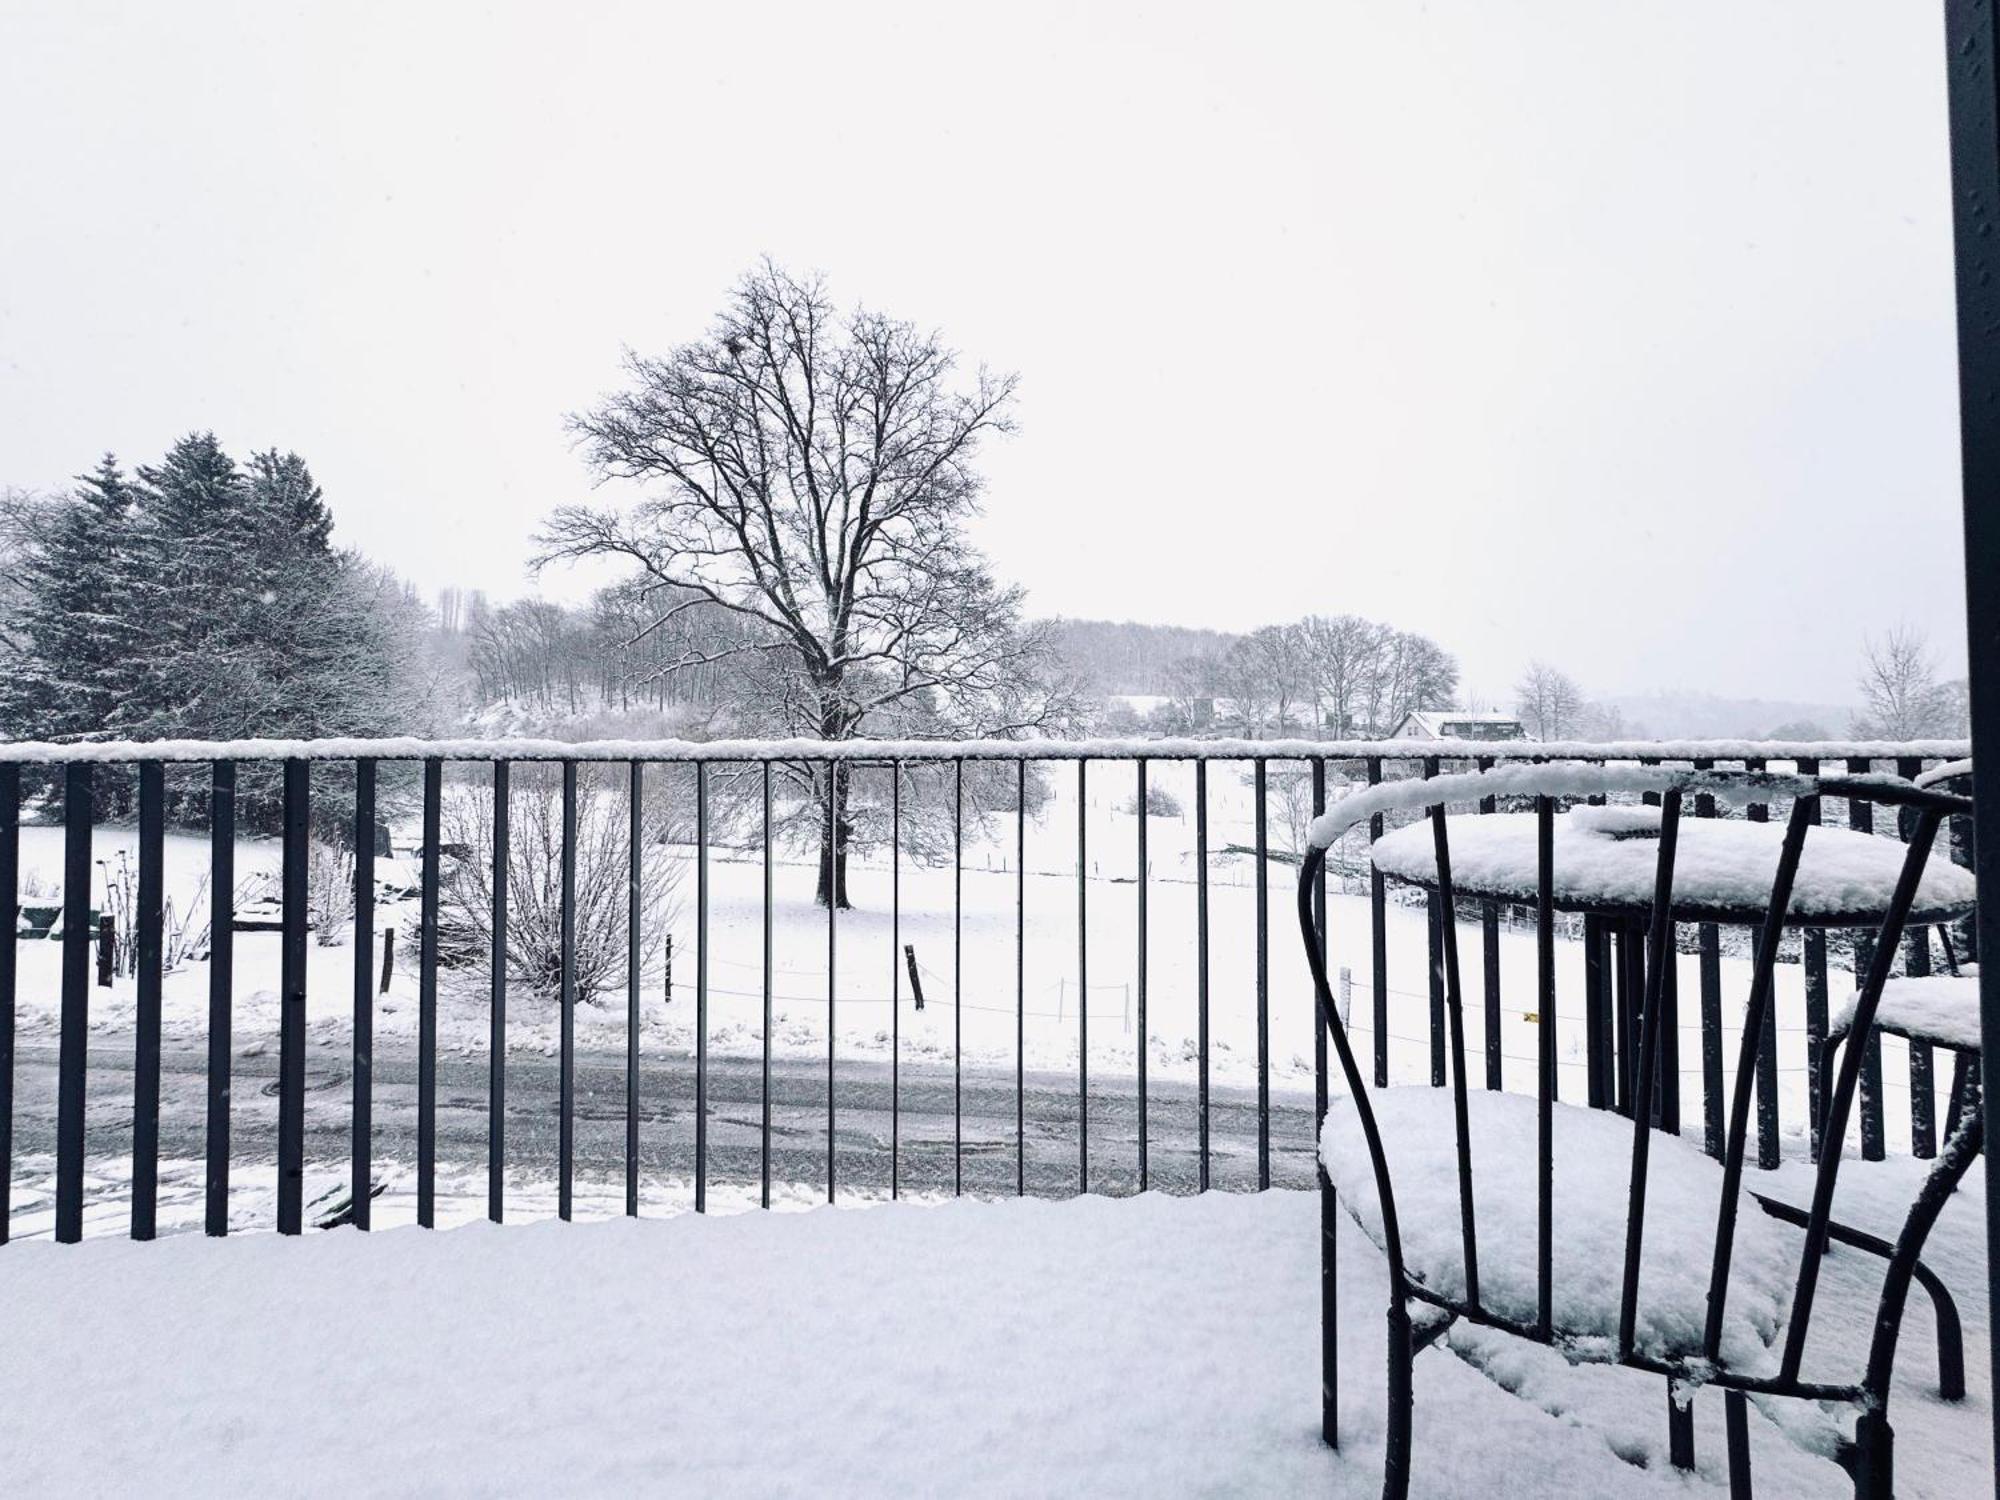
[0,1,1968,707]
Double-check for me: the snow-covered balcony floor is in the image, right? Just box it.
[0,1167,1988,1497]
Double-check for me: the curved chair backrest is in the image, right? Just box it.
[1297,761,1974,1383]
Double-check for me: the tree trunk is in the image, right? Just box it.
[813,762,852,909]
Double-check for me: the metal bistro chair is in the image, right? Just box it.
[1297,764,1982,1500]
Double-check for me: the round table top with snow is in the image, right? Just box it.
[1369,804,1978,927]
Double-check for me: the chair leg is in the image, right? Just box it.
[1667,1383,1695,1471]
[1382,1301,1413,1500]
[1725,1389,1752,1498]
[1850,1409,1893,1500]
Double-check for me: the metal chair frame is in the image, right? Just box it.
[1299,766,1982,1500]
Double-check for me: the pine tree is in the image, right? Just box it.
[3,454,138,739]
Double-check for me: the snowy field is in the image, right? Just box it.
[0,1158,1986,1497]
[8,761,1948,1146]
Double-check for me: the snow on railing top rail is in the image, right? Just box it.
[0,734,1972,766]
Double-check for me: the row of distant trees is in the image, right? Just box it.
[1136,616,1460,738]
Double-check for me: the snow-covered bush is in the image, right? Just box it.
[440,765,682,1006]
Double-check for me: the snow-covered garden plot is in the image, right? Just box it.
[0,1164,1986,1497]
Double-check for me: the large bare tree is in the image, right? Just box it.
[541,263,1079,905]
[1514,660,1585,741]
[1853,625,1966,739]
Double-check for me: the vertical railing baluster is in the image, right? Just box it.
[964,764,972,1200]
[278,758,308,1236]
[132,761,164,1240]
[1254,757,1269,1191]
[1368,757,1386,1088]
[891,763,901,1200]
[556,759,575,1222]
[761,761,773,1210]
[1196,759,1210,1190]
[1136,758,1149,1192]
[1897,755,1937,1158]
[1743,758,1779,1168]
[1077,759,1088,1195]
[1314,757,1334,1379]
[627,761,642,1216]
[1847,757,1887,1161]
[0,762,15,1246]
[1693,758,1724,1157]
[1424,755,1444,1088]
[55,763,91,1244]
[696,761,709,1212]
[1795,758,1830,1161]
[421,757,443,1226]
[205,761,234,1236]
[954,759,963,1196]
[1477,755,1501,1092]
[1016,760,1026,1197]
[829,763,839,1204]
[1584,914,1609,1109]
[351,759,375,1232]
[489,762,508,1224]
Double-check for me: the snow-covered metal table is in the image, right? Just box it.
[1369,804,1977,928]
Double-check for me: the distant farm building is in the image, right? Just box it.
[1389,710,1532,742]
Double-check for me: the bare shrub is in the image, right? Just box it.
[441,764,683,1006]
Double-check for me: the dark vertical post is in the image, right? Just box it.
[420,758,442,1225]
[695,762,709,1212]
[1944,5,2000,1465]
[829,763,839,1203]
[1254,757,1270,1190]
[205,761,234,1235]
[1898,755,1938,1159]
[1077,759,1089,1194]
[1368,757,1388,1088]
[351,759,375,1231]
[556,759,575,1222]
[1693,759,1725,1156]
[132,761,164,1240]
[1743,761,1779,1168]
[627,761,642,1215]
[1136,759,1149,1191]
[1848,759,1887,1161]
[0,763,14,1245]
[1314,758,1335,1416]
[1016,760,1026,1197]
[1794,760,1830,1161]
[1477,756,1501,1091]
[1423,756,1444,1088]
[55,763,92,1243]
[762,761,773,1209]
[1196,759,1211,1189]
[277,759,308,1236]
[1584,914,1609,1110]
[489,762,508,1224]
[955,759,963,1196]
[891,763,901,1200]
[1536,796,1556,1337]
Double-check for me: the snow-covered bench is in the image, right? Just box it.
[1299,762,1981,1500]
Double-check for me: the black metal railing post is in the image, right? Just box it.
[352,758,375,1231]
[54,763,91,1244]
[132,761,164,1240]
[277,758,308,1236]
[489,761,508,1224]
[556,759,575,1222]
[0,762,15,1246]
[420,757,442,1225]
[205,760,234,1235]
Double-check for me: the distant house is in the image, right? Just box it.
[1389,710,1532,742]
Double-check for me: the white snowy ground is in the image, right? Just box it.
[9,762,1946,1151]
[0,1154,1986,1497]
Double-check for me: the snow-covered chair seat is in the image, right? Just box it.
[1320,1087,1795,1374]
[1827,972,1983,1053]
